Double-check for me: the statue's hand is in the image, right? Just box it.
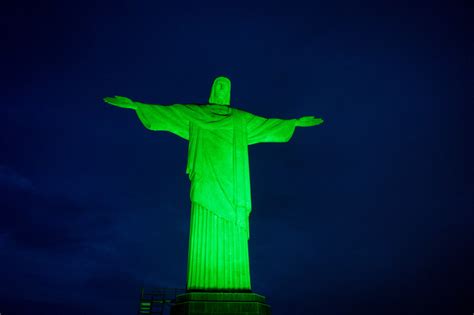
[296,116,324,127]
[103,96,136,110]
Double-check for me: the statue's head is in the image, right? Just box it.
[209,76,231,106]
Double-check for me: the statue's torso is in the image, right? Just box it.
[187,106,251,222]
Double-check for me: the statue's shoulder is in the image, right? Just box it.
[200,104,251,118]
[230,108,256,124]
[231,107,251,117]
[183,103,206,108]
[181,103,210,113]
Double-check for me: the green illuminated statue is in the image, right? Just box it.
[104,77,323,292]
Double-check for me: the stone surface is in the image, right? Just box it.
[170,292,271,315]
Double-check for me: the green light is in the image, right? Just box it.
[104,77,323,291]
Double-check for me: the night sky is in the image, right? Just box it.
[2,1,473,314]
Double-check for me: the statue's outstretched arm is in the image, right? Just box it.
[245,113,296,144]
[103,96,137,110]
[295,116,324,127]
[104,95,200,140]
[245,112,324,145]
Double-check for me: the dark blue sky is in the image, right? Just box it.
[2,1,473,314]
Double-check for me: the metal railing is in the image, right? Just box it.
[138,287,186,315]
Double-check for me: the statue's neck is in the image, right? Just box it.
[209,104,231,115]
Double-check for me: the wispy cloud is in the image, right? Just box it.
[0,165,33,191]
[0,165,174,312]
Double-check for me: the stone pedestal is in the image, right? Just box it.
[170,292,271,315]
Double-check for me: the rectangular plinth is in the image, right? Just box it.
[170,292,271,315]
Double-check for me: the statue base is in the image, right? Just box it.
[170,292,271,315]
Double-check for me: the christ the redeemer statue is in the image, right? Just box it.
[104,76,323,292]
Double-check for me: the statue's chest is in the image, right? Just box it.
[194,125,234,147]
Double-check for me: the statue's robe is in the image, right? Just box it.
[134,102,296,291]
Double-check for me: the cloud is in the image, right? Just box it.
[0,165,33,191]
[0,165,135,309]
[0,165,111,253]
[85,268,145,299]
[0,297,103,315]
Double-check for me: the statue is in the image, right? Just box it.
[104,76,323,313]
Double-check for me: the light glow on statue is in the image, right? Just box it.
[104,76,323,292]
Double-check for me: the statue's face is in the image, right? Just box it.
[209,76,231,105]
[214,81,229,101]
